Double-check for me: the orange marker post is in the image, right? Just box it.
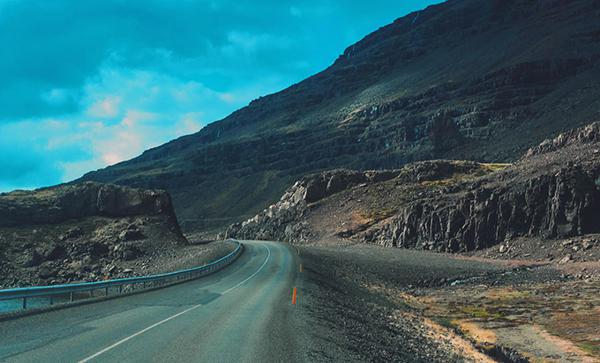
[291,287,297,305]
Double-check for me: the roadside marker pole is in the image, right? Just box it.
[299,264,303,273]
[291,287,297,305]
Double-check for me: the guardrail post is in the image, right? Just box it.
[22,297,27,309]
[70,292,74,302]
[105,287,109,296]
[49,295,53,306]
[119,285,122,294]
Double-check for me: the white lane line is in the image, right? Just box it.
[78,244,271,363]
[221,244,271,295]
[78,304,202,363]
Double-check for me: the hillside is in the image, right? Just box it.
[80,0,600,232]
[226,121,600,261]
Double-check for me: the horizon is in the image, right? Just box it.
[0,0,442,192]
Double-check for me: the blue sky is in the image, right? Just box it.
[0,0,441,192]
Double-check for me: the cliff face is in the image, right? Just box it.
[81,0,600,231]
[225,122,600,259]
[0,182,176,227]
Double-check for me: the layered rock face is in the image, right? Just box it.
[80,0,600,231]
[227,122,600,255]
[0,182,177,227]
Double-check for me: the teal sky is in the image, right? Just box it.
[0,0,442,192]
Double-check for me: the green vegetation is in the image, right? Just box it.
[578,342,600,356]
[480,163,512,172]
[462,306,504,320]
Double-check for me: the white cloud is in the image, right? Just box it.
[87,96,121,118]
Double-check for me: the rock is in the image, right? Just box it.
[43,244,67,261]
[66,260,83,272]
[582,240,593,250]
[559,255,572,264]
[499,245,507,253]
[123,268,133,274]
[62,227,83,240]
[120,244,142,261]
[82,255,93,266]
[119,228,144,241]
[22,250,43,268]
[88,242,109,257]
[38,264,58,279]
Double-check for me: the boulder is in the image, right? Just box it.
[119,227,145,241]
[43,244,67,261]
[22,250,43,268]
[38,264,58,279]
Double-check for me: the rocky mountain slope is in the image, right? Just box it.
[225,122,600,261]
[0,182,229,288]
[80,0,600,232]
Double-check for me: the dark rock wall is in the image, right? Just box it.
[0,182,177,227]
[366,165,600,252]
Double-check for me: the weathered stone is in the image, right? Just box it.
[119,228,145,241]
[38,264,58,279]
[22,250,43,268]
[559,255,572,264]
[43,244,67,261]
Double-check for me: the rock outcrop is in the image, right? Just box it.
[0,182,176,227]
[226,122,600,257]
[80,0,600,232]
[0,182,187,287]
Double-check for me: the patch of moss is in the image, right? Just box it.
[420,162,510,188]
[480,163,511,172]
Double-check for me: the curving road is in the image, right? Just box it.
[0,241,305,363]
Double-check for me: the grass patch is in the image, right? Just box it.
[578,342,600,356]
[480,163,511,172]
[462,306,504,320]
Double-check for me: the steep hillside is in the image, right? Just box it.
[226,121,600,261]
[81,0,600,231]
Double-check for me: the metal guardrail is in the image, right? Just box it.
[0,240,243,313]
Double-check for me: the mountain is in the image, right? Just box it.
[80,0,600,232]
[225,121,600,261]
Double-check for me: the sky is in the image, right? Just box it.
[0,0,441,192]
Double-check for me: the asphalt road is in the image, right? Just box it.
[0,240,305,363]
